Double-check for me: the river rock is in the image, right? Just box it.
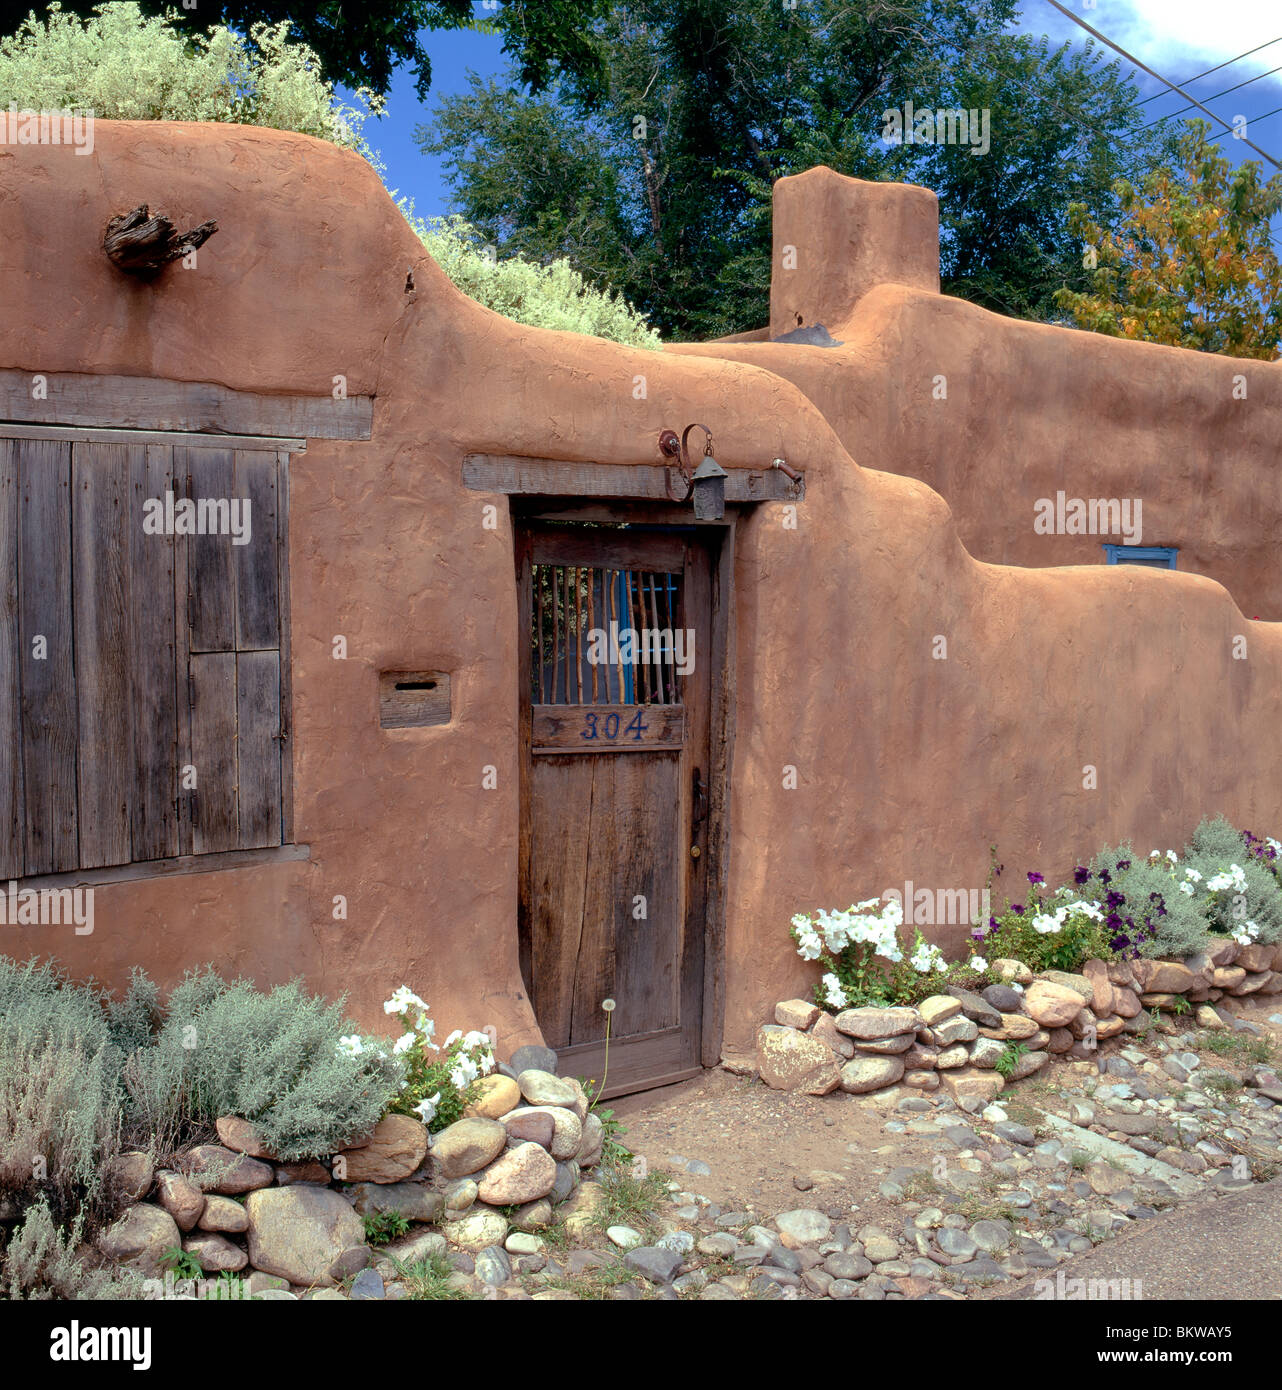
[244,1186,366,1287]
[198,1195,249,1233]
[184,1231,248,1272]
[775,998,820,1029]
[839,1055,905,1093]
[338,1115,428,1183]
[348,1182,443,1223]
[1024,981,1084,1027]
[834,1007,919,1040]
[757,1025,841,1094]
[155,1170,206,1231]
[477,1142,557,1205]
[214,1116,277,1159]
[463,1074,522,1120]
[431,1118,507,1178]
[517,1069,580,1109]
[96,1203,180,1277]
[1132,959,1196,994]
[180,1145,274,1195]
[809,1011,855,1059]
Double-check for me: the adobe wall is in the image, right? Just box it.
[3,126,1281,1059]
[675,166,1282,621]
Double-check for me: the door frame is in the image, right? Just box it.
[513,498,737,1093]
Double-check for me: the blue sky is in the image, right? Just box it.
[362,0,1282,219]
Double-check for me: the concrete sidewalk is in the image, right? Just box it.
[985,1175,1282,1301]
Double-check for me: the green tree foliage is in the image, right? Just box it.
[1056,121,1282,360]
[0,2,384,159]
[418,0,1161,338]
[0,0,609,100]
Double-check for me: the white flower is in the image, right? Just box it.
[462,1030,492,1050]
[384,987,427,1016]
[337,1035,364,1056]
[393,1032,416,1055]
[450,1055,479,1090]
[443,1029,463,1047]
[1179,881,1194,896]
[1031,912,1061,935]
[795,926,823,962]
[412,1092,440,1124]
[821,972,848,1009]
[1165,850,1178,864]
[909,942,945,974]
[1183,867,1203,883]
[969,956,986,973]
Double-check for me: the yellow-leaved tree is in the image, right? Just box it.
[1056,120,1282,361]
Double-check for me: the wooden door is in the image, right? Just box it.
[518,523,713,1097]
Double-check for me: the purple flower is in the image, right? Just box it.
[1098,868,1111,884]
[1116,859,1131,872]
[970,924,987,941]
[1010,904,1024,915]
[1027,871,1044,885]
[1106,890,1125,909]
[1073,866,1090,885]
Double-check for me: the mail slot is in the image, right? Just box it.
[379,670,451,728]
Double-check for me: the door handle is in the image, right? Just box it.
[692,767,707,828]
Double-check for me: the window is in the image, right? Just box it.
[1103,544,1178,570]
[0,430,290,878]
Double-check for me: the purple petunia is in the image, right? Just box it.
[1027,871,1044,885]
[1073,866,1090,885]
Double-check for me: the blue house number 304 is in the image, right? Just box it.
[581,711,650,741]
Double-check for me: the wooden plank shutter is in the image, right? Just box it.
[18,438,77,874]
[72,443,136,867]
[180,446,285,853]
[0,440,24,877]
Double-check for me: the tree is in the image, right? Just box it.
[0,0,609,99]
[418,0,1161,339]
[1055,121,1282,360]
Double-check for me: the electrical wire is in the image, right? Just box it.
[1138,36,1282,103]
[1041,0,1282,169]
[1143,62,1282,129]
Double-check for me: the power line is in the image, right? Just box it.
[1139,37,1282,103]
[1207,102,1282,144]
[1042,0,1282,169]
[1143,62,1282,129]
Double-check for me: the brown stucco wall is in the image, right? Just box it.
[677,166,1282,621]
[4,127,1281,1059]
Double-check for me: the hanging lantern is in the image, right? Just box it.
[691,452,727,520]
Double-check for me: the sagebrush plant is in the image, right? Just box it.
[374,986,496,1133]
[0,958,124,1225]
[791,897,991,1009]
[0,2,384,162]
[1082,843,1205,959]
[1,1199,142,1300]
[401,208,661,349]
[1181,815,1282,945]
[127,969,402,1161]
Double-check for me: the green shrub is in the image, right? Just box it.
[1084,843,1209,959]
[1182,816,1282,946]
[0,2,383,160]
[127,970,402,1161]
[1,1199,141,1300]
[979,872,1116,973]
[403,210,661,349]
[0,958,123,1224]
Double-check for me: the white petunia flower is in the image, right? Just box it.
[969,956,986,973]
[413,1093,441,1124]
[337,1035,364,1056]
[384,986,427,1016]
[393,1032,416,1055]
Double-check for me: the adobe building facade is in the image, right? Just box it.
[1,124,1279,1092]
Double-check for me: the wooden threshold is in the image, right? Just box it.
[464,452,804,503]
[0,370,372,440]
[8,843,310,891]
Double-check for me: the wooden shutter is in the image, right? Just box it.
[0,432,288,878]
[180,447,286,854]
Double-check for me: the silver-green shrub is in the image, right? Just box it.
[1182,815,1282,945]
[128,970,402,1161]
[1,1198,142,1300]
[1085,842,1210,959]
[0,958,123,1222]
[0,2,383,161]
[404,209,662,348]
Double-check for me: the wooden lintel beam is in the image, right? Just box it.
[462,452,805,503]
[0,369,373,440]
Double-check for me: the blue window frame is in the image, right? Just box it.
[1103,545,1178,569]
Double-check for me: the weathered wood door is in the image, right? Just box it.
[518,523,713,1096]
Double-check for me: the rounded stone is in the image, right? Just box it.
[197,1194,249,1233]
[477,1141,557,1205]
[464,1074,522,1120]
[440,1209,509,1252]
[184,1231,248,1272]
[431,1117,508,1179]
[517,1068,579,1109]
[96,1203,181,1278]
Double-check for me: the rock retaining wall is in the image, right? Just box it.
[756,943,1282,1105]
